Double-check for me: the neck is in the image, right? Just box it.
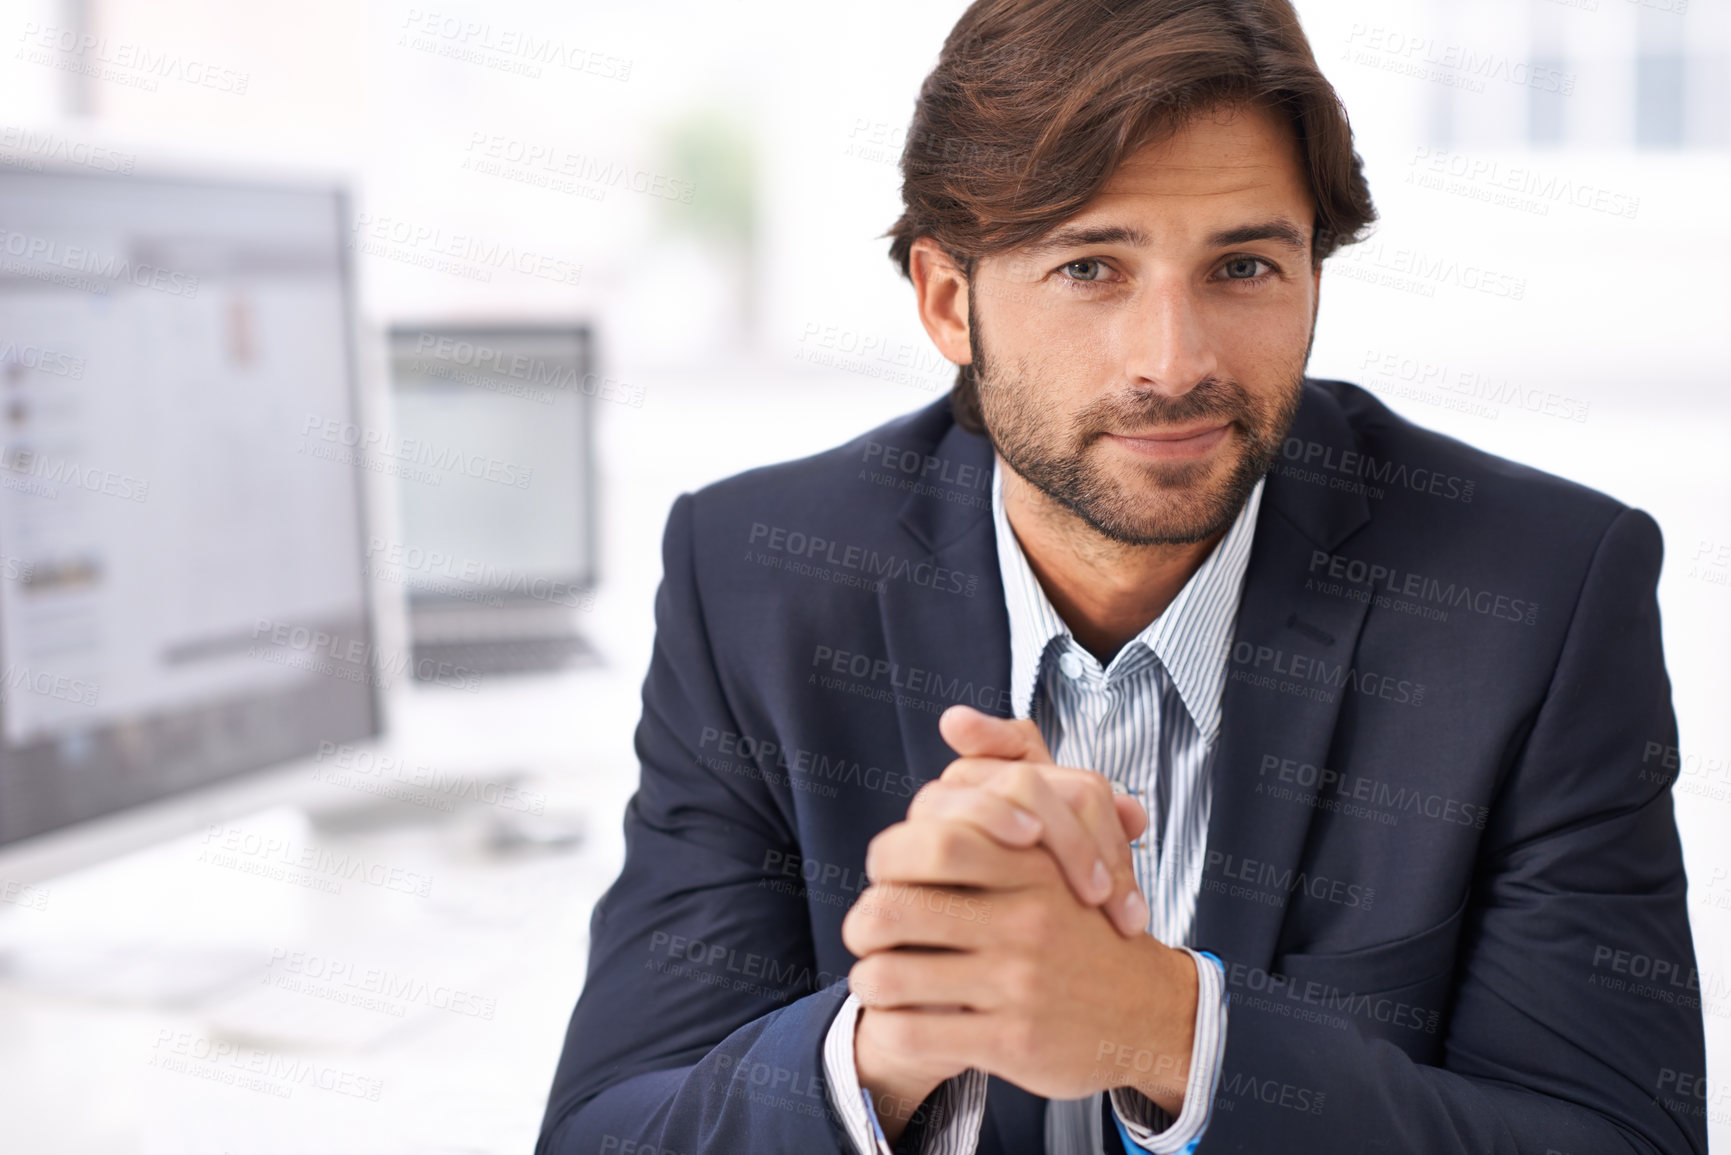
[999,458,1228,664]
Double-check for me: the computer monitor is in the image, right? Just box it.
[385,324,597,674]
[0,165,379,846]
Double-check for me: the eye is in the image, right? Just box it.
[1221,256,1273,281]
[1060,258,1108,283]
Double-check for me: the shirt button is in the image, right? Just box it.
[1058,652,1084,680]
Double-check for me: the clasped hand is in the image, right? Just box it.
[842,705,1199,1141]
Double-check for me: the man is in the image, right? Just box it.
[537,1,1707,1152]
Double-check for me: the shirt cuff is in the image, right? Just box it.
[821,990,990,1155]
[1107,947,1228,1154]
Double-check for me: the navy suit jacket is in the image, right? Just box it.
[538,380,1707,1154]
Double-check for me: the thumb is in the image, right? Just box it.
[939,704,1054,763]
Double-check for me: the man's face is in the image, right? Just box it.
[968,101,1320,546]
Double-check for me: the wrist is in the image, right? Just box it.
[855,1007,951,1144]
[1126,941,1199,1115]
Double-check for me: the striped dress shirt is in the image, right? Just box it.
[824,460,1265,1155]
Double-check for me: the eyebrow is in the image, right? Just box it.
[1020,224,1151,256]
[1021,218,1311,257]
[1206,220,1310,254]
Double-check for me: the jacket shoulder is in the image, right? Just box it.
[1316,378,1630,532]
[684,396,964,540]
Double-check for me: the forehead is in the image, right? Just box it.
[1077,102,1313,225]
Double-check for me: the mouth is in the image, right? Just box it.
[1100,422,1232,461]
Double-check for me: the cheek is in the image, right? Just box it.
[1013,308,1130,377]
[1206,299,1313,370]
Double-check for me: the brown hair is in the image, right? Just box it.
[885,0,1377,432]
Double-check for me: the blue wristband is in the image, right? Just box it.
[1114,1110,1203,1155]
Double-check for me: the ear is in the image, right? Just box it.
[909,236,973,367]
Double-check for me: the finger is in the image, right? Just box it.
[841,882,999,956]
[935,760,1114,906]
[854,1005,999,1078]
[939,705,1054,763]
[865,817,1057,891]
[851,948,1005,1012]
[907,781,1043,848]
[1113,792,1150,844]
[942,760,1146,937]
[921,771,1146,929]
[1040,772,1148,937]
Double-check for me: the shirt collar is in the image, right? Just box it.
[991,459,1265,746]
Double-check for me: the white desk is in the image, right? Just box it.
[0,665,642,1155]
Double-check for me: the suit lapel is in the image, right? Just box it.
[876,421,1013,789]
[1190,384,1374,972]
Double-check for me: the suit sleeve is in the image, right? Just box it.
[536,492,858,1155]
[1202,507,1709,1154]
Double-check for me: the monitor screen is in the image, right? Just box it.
[0,167,379,845]
[385,325,595,610]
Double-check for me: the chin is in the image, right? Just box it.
[1085,454,1257,545]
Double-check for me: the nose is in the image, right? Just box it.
[1122,278,1219,396]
